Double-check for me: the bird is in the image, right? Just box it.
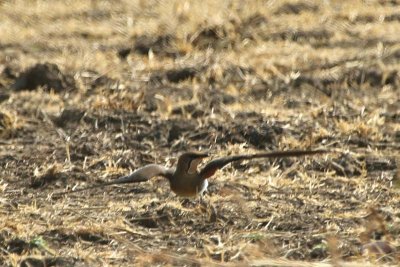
[57,149,329,197]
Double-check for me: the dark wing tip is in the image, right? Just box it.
[311,148,331,154]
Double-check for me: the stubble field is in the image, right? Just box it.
[0,0,399,266]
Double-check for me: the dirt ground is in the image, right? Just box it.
[0,0,399,266]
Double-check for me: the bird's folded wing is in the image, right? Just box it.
[199,149,328,179]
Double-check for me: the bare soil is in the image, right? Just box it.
[0,0,399,266]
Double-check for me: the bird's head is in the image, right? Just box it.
[176,151,209,174]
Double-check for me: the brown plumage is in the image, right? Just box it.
[58,149,328,197]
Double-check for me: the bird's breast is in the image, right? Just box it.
[170,175,208,197]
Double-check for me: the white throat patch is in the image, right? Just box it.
[188,158,203,174]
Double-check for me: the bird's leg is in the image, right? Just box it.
[177,198,201,217]
[199,193,217,222]
[198,194,207,212]
[180,198,194,207]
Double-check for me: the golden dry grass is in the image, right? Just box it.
[0,0,399,266]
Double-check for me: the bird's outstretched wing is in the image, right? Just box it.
[199,149,329,179]
[56,164,172,195]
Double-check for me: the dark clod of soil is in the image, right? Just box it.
[5,238,29,255]
[150,67,198,84]
[42,229,77,244]
[191,25,230,49]
[76,231,109,244]
[167,120,197,143]
[309,244,328,259]
[166,68,198,83]
[20,257,77,267]
[386,12,400,21]
[345,67,398,87]
[365,157,397,172]
[275,2,319,15]
[238,125,277,148]
[117,47,132,59]
[133,34,182,57]
[0,65,18,79]
[0,93,10,103]
[209,119,280,149]
[52,108,86,128]
[11,63,76,92]
[271,29,332,42]
[127,210,171,229]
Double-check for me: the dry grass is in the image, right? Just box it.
[0,0,399,266]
